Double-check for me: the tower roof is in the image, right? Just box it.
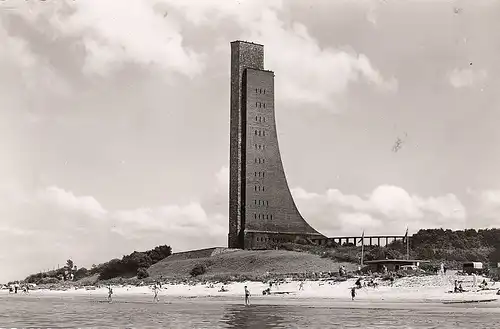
[230,40,264,47]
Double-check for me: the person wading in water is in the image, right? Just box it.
[244,286,251,305]
[107,286,113,303]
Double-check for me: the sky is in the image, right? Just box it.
[0,0,499,282]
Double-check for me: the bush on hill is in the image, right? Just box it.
[98,259,124,280]
[190,264,206,277]
[73,267,89,281]
[411,228,500,250]
[25,272,45,284]
[280,228,500,269]
[146,245,172,263]
[38,277,60,284]
[23,244,172,284]
[122,252,153,273]
[93,245,172,280]
[408,229,499,266]
[137,267,149,279]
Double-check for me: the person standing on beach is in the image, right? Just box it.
[107,286,113,303]
[355,278,362,289]
[351,287,356,300]
[244,286,251,305]
[153,284,160,303]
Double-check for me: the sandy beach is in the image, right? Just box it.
[6,273,499,305]
[3,274,500,328]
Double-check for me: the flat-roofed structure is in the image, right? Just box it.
[364,259,428,272]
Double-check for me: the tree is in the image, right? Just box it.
[190,264,206,277]
[489,247,500,264]
[121,252,153,273]
[74,267,89,281]
[146,245,172,264]
[66,259,74,270]
[137,267,149,279]
[98,259,124,280]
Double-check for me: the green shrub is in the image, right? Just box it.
[38,277,60,284]
[74,267,89,281]
[137,267,150,279]
[98,259,124,280]
[190,264,206,277]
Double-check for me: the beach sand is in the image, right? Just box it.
[5,273,499,305]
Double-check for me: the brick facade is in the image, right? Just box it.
[229,41,325,249]
[228,41,264,248]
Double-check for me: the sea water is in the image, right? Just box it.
[1,294,500,328]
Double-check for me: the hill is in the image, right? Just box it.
[17,228,500,286]
[148,248,357,280]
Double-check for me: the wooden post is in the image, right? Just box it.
[406,236,410,260]
[361,241,364,267]
[360,232,365,267]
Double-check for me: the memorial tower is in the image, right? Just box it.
[228,41,325,249]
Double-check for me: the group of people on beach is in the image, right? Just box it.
[104,281,251,305]
[105,281,162,304]
[8,283,29,294]
[351,276,381,300]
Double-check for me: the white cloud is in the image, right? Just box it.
[209,166,466,236]
[0,184,226,282]
[477,190,500,205]
[6,0,204,78]
[338,213,383,232]
[163,0,397,111]
[215,165,229,193]
[0,26,36,69]
[0,22,70,97]
[112,203,225,238]
[2,0,395,110]
[448,68,487,88]
[254,14,398,110]
[40,186,107,218]
[467,189,500,227]
[292,185,466,236]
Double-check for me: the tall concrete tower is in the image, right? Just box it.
[228,41,324,249]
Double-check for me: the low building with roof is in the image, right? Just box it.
[364,259,429,273]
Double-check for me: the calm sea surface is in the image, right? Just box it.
[1,294,500,328]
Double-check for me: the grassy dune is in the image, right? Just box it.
[147,249,358,280]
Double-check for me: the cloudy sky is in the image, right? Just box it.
[1,0,499,282]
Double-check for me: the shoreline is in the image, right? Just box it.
[3,276,500,306]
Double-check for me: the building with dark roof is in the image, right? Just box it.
[364,259,429,272]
